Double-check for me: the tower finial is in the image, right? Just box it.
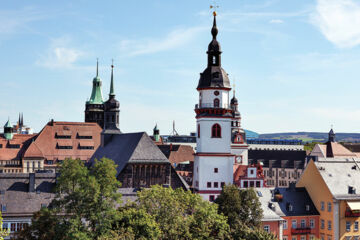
[210,3,219,39]
[109,59,115,97]
[96,58,99,77]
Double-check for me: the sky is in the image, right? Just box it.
[1,0,360,135]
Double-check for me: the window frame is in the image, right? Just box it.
[211,124,221,138]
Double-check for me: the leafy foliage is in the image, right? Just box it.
[17,158,121,240]
[0,212,9,240]
[216,185,276,240]
[131,185,230,240]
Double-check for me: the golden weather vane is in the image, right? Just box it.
[210,0,219,16]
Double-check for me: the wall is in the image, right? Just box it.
[297,160,334,239]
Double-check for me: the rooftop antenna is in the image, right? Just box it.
[96,58,99,77]
[170,120,179,136]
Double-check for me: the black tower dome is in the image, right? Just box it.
[197,13,230,89]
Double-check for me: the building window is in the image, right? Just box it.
[211,124,221,138]
[283,236,288,240]
[301,219,306,228]
[328,236,332,240]
[256,181,260,187]
[221,182,225,188]
[301,236,306,240]
[328,220,332,230]
[207,182,211,188]
[310,219,315,229]
[328,202,332,212]
[250,181,254,188]
[2,223,8,230]
[214,168,218,173]
[263,225,270,233]
[321,201,325,211]
[292,237,296,240]
[310,235,315,240]
[213,98,220,108]
[283,220,288,229]
[11,223,16,232]
[346,221,351,232]
[321,219,324,229]
[355,221,359,231]
[209,195,215,202]
[354,236,359,240]
[213,56,216,64]
[243,181,248,188]
[250,169,254,175]
[292,220,297,229]
[214,182,219,188]
[1,204,6,212]
[346,237,352,240]
[197,124,200,138]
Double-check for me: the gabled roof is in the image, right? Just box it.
[0,173,56,217]
[249,149,306,169]
[256,186,319,218]
[90,132,170,175]
[311,142,357,158]
[157,144,194,164]
[314,159,360,199]
[0,134,36,161]
[23,121,102,162]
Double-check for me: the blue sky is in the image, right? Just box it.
[1,0,360,135]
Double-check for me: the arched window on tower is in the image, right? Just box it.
[212,124,221,138]
[112,115,115,122]
[213,56,216,64]
[213,98,220,108]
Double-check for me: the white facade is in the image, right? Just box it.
[199,89,229,108]
[196,118,231,153]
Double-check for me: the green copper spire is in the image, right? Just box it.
[87,59,104,104]
[4,118,13,140]
[109,60,115,98]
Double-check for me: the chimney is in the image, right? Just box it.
[29,173,35,192]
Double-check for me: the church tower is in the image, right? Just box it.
[193,12,235,201]
[85,60,105,128]
[230,90,248,165]
[103,63,120,133]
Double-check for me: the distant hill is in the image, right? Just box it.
[258,132,360,143]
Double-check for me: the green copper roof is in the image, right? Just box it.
[87,61,104,104]
[4,119,12,128]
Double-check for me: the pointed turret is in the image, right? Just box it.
[109,61,115,98]
[197,12,230,90]
[87,59,104,104]
[328,128,335,142]
[153,124,160,142]
[4,118,13,140]
[85,60,105,128]
[103,62,120,133]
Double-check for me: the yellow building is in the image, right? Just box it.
[297,158,360,240]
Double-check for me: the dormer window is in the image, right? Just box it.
[306,205,310,211]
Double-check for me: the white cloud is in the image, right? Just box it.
[118,26,206,56]
[269,19,284,24]
[37,37,83,69]
[311,0,360,48]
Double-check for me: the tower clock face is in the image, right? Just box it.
[236,156,242,163]
[214,91,219,96]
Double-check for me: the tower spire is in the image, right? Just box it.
[211,12,218,39]
[96,58,99,77]
[109,59,115,98]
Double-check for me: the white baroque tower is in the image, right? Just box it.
[193,13,235,201]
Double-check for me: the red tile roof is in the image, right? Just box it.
[23,121,102,163]
[0,134,36,161]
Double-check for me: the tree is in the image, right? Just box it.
[0,212,9,240]
[215,185,275,240]
[132,185,230,240]
[215,185,263,229]
[17,158,121,240]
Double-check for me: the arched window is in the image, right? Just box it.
[213,56,216,64]
[212,124,221,138]
[213,98,220,108]
[197,124,200,138]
